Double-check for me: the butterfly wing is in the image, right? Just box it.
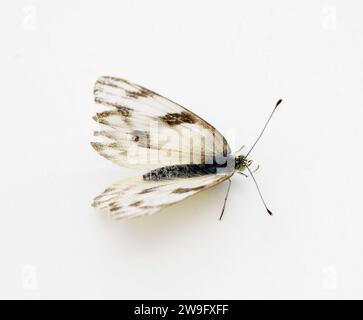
[92,76,231,169]
[92,173,232,220]
[92,76,234,219]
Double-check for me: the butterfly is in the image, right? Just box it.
[91,76,282,220]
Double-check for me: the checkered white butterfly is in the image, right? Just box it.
[92,76,282,220]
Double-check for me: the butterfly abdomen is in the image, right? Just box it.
[143,163,234,181]
[143,164,215,181]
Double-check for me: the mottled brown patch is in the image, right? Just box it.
[126,87,153,99]
[118,107,132,117]
[130,201,143,207]
[94,97,132,117]
[108,202,122,212]
[159,112,196,126]
[96,79,120,90]
[110,206,121,212]
[90,142,104,152]
[108,142,119,149]
[94,107,131,120]
[172,185,206,194]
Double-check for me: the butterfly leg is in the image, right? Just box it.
[219,179,232,220]
[238,172,248,178]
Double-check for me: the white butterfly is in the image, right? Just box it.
[91,76,281,220]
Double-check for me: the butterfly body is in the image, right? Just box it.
[142,154,251,181]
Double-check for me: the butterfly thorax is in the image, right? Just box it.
[234,155,252,172]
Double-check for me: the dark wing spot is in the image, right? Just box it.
[110,206,121,212]
[138,186,160,194]
[159,112,196,126]
[130,201,143,207]
[172,185,206,194]
[126,87,154,99]
[117,107,132,118]
[131,130,150,148]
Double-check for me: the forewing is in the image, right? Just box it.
[92,76,231,169]
[92,173,232,220]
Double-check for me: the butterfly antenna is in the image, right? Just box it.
[246,99,282,158]
[246,165,273,216]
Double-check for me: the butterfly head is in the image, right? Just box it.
[234,155,252,173]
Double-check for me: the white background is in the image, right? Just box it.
[1,0,363,299]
